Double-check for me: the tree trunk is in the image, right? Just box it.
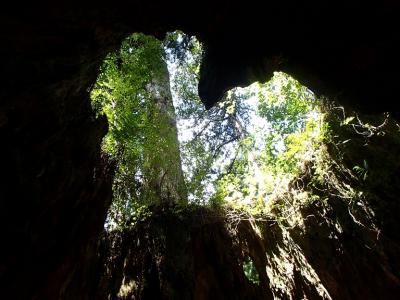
[145,55,187,204]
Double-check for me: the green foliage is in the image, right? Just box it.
[93,31,327,229]
[92,33,186,229]
[243,256,260,284]
[167,35,325,211]
[257,72,316,135]
[168,37,254,203]
[353,160,368,181]
[211,73,324,214]
[92,33,164,160]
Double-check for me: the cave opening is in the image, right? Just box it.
[87,30,400,300]
[92,31,325,231]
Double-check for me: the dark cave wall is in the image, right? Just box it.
[1,1,400,299]
[94,208,271,300]
[93,193,400,300]
[0,6,119,298]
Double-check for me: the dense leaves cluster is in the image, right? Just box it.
[92,34,186,228]
[168,38,324,211]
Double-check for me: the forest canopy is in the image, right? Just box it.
[91,32,324,230]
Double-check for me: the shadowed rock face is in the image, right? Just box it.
[1,1,400,299]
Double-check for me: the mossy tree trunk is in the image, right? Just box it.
[145,57,187,204]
